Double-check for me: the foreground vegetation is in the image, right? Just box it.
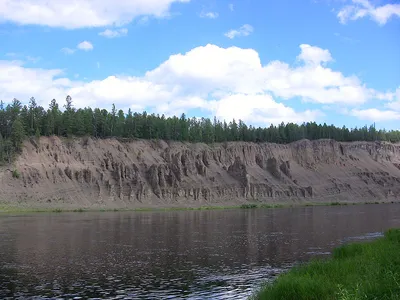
[2,96,400,164]
[252,228,400,300]
[0,201,395,214]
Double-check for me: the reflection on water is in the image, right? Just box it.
[0,204,399,299]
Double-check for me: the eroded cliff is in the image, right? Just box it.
[1,136,400,209]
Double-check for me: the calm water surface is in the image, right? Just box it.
[1,204,399,299]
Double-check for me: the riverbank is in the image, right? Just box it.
[2,137,400,210]
[252,228,400,300]
[0,200,397,213]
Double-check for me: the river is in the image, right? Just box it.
[1,203,399,299]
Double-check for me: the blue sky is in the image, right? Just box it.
[0,0,399,129]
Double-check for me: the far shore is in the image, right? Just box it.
[0,200,398,214]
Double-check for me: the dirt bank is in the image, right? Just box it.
[1,136,400,210]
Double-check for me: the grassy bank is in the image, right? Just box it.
[0,203,283,213]
[0,201,397,214]
[252,228,400,300]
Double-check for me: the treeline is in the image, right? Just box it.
[1,96,400,164]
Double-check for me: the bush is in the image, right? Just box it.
[240,204,258,209]
[12,169,20,179]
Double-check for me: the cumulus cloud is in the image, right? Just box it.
[297,44,333,66]
[209,94,322,124]
[385,87,400,110]
[61,42,93,55]
[147,43,388,105]
[338,0,400,25]
[0,0,191,29]
[77,41,94,51]
[99,28,128,38]
[350,108,400,121]
[0,44,395,125]
[224,24,253,39]
[0,60,73,105]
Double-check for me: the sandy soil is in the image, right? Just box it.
[1,136,400,210]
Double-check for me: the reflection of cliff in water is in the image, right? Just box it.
[1,204,399,298]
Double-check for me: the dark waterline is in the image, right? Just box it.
[0,204,399,299]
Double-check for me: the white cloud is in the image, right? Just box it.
[385,87,400,110]
[0,44,396,126]
[224,24,253,39]
[97,62,100,69]
[0,60,72,105]
[0,0,191,29]
[229,4,234,11]
[61,42,93,55]
[297,44,333,66]
[209,94,322,124]
[137,16,150,25]
[350,108,400,121]
[199,11,219,19]
[77,41,94,51]
[61,47,76,55]
[338,0,400,25]
[99,28,128,38]
[147,43,386,105]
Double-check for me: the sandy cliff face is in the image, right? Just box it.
[1,136,400,208]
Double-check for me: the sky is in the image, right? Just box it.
[0,0,399,130]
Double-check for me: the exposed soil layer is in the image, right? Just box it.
[1,137,400,209]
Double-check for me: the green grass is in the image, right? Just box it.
[240,204,258,209]
[252,228,400,300]
[0,201,396,214]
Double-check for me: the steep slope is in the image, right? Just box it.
[1,136,400,209]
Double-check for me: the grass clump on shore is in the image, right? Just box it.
[252,228,400,300]
[240,204,258,209]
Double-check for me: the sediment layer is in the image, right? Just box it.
[1,137,400,209]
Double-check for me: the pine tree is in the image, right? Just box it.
[10,98,22,123]
[75,109,86,136]
[125,109,133,137]
[0,97,400,152]
[64,95,74,136]
[0,132,3,163]
[11,117,25,152]
[28,97,37,135]
[180,113,189,141]
[110,104,117,136]
[35,127,41,146]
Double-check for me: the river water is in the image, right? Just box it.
[0,204,399,299]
